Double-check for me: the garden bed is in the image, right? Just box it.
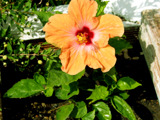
[1,30,160,120]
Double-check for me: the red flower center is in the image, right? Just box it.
[76,26,94,45]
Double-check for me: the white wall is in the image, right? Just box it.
[103,0,160,22]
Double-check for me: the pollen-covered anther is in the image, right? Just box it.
[76,33,88,44]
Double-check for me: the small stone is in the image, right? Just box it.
[49,116,52,120]
[34,102,38,105]
[123,49,131,59]
[41,103,46,107]
[143,99,146,102]
[140,52,144,55]
[47,110,51,114]
[132,56,139,60]
[20,118,26,120]
[42,110,46,114]
[43,116,49,119]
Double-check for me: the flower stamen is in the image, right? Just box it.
[76,33,88,44]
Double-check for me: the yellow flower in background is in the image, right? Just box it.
[43,0,124,75]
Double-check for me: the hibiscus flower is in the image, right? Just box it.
[43,0,124,75]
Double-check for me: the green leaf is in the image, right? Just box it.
[24,0,32,12]
[0,50,4,54]
[82,110,95,120]
[44,87,54,97]
[87,85,109,104]
[117,77,142,90]
[34,73,46,85]
[42,42,49,45]
[0,29,7,37]
[34,44,41,53]
[20,15,25,24]
[32,3,37,11]
[43,56,47,60]
[2,14,7,21]
[55,82,79,100]
[45,47,52,54]
[96,1,109,16]
[47,63,85,87]
[17,0,25,10]
[118,92,130,100]
[33,11,53,26]
[44,59,54,71]
[20,42,25,49]
[26,43,32,50]
[55,11,63,14]
[105,67,117,81]
[56,103,74,120]
[7,42,13,54]
[93,102,112,120]
[7,55,15,61]
[55,49,61,56]
[111,95,136,120]
[70,101,87,118]
[109,37,133,54]
[30,55,35,60]
[3,79,44,98]
[104,67,117,85]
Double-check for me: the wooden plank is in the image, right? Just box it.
[139,9,160,103]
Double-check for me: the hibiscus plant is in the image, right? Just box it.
[1,0,141,120]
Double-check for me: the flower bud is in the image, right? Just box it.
[3,62,7,67]
[5,37,8,40]
[3,55,7,60]
[4,44,7,48]
[46,2,49,6]
[38,60,43,65]
[26,55,29,59]
[20,48,23,52]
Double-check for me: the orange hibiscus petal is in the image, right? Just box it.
[85,45,116,72]
[68,0,99,29]
[93,14,124,47]
[43,14,77,48]
[59,41,86,75]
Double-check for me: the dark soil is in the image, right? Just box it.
[1,28,160,120]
